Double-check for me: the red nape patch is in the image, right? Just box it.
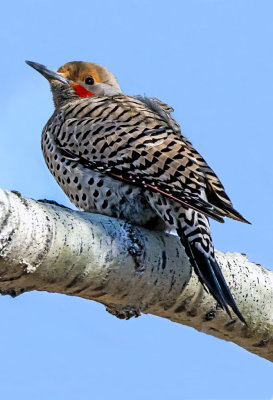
[72,84,95,98]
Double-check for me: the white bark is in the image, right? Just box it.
[0,189,272,361]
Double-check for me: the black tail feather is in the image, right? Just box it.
[178,231,246,324]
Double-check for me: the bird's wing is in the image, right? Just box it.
[54,96,249,224]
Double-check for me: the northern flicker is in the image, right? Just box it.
[26,60,249,323]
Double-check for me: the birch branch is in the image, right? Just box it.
[0,189,272,362]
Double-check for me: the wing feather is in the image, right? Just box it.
[54,95,249,224]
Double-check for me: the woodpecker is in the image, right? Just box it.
[26,60,249,323]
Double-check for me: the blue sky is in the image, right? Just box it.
[0,0,272,398]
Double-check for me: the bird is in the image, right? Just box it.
[26,60,250,323]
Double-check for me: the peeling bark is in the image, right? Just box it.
[0,189,272,361]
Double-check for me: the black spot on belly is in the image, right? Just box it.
[126,187,133,195]
[101,200,108,209]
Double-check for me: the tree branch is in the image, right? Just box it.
[0,189,272,361]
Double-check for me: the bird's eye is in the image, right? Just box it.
[85,76,94,85]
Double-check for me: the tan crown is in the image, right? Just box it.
[57,61,121,91]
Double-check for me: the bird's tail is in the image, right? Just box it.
[177,225,246,324]
[144,192,246,323]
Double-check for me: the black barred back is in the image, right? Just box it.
[41,90,247,323]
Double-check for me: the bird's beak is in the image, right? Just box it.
[25,60,68,84]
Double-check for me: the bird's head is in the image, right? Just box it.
[25,60,122,107]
